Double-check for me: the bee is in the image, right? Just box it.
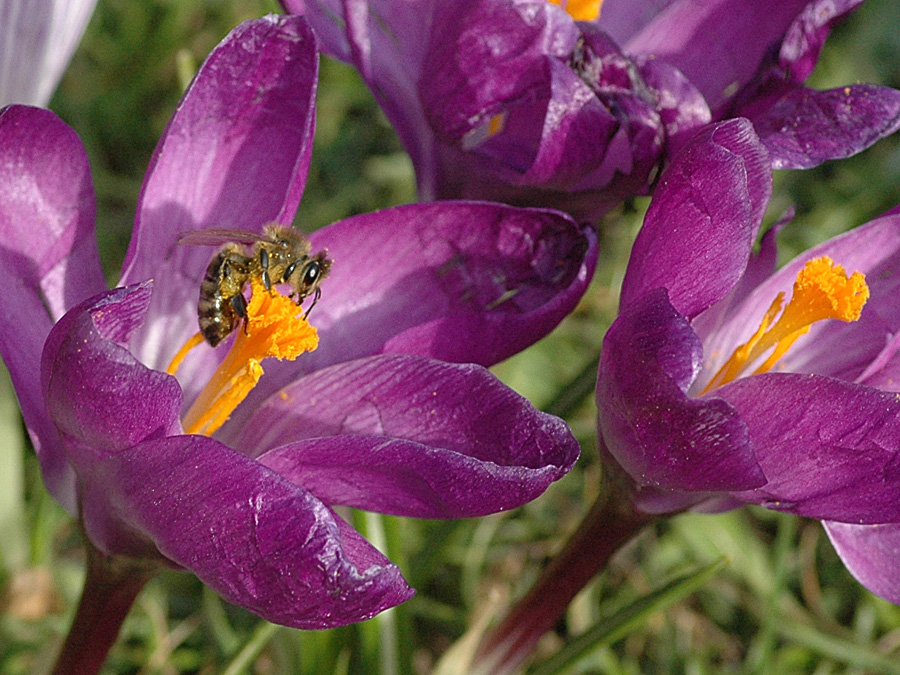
[178,224,332,347]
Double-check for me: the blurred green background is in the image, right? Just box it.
[3,0,900,673]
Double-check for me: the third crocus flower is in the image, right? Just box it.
[474,116,900,674]
[599,117,900,523]
[285,0,900,222]
[0,15,594,673]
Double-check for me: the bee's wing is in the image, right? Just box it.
[177,228,269,246]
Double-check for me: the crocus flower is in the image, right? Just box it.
[0,14,593,663]
[284,0,900,221]
[474,116,900,675]
[0,0,98,105]
[597,116,900,523]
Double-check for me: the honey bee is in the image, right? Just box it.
[178,224,332,347]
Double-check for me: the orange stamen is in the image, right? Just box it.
[548,0,603,21]
[172,277,319,436]
[702,256,868,393]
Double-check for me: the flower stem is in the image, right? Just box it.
[473,478,654,674]
[51,540,156,675]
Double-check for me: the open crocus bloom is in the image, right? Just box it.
[0,0,98,105]
[597,117,900,528]
[285,0,900,221]
[0,15,593,628]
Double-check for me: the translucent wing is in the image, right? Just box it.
[177,228,270,247]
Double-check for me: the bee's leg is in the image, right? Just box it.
[259,248,273,292]
[303,287,321,319]
[231,293,249,335]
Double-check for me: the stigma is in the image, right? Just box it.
[548,0,603,21]
[702,256,869,393]
[168,277,319,435]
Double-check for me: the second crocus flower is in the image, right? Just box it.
[286,0,900,222]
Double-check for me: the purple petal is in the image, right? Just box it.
[619,0,810,109]
[419,0,578,147]
[240,354,579,517]
[597,290,765,491]
[226,201,595,421]
[284,0,443,197]
[123,15,318,280]
[777,0,864,84]
[825,521,900,605]
[0,105,105,509]
[719,374,900,523]
[79,434,413,628]
[42,284,183,462]
[620,118,771,318]
[118,15,320,372]
[0,0,98,106]
[747,85,900,170]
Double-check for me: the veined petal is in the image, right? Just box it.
[42,284,183,462]
[79,434,413,628]
[119,15,320,371]
[0,105,105,510]
[824,521,900,606]
[222,202,594,425]
[616,0,811,109]
[597,290,765,491]
[419,0,578,146]
[241,354,579,517]
[778,0,865,84]
[283,0,442,196]
[621,118,771,318]
[0,0,98,106]
[748,85,900,170]
[719,373,900,523]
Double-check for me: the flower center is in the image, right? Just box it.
[701,256,869,394]
[167,277,319,435]
[548,0,603,21]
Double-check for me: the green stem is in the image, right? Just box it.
[51,540,156,675]
[473,480,654,675]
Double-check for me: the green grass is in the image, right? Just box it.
[3,0,900,672]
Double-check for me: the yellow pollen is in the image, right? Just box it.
[173,277,319,436]
[702,256,868,394]
[548,0,603,21]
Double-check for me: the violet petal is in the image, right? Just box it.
[618,0,811,109]
[226,201,595,424]
[0,0,98,106]
[621,118,771,318]
[118,15,320,374]
[42,284,183,462]
[597,290,765,491]
[825,521,900,605]
[80,434,414,628]
[242,354,579,517]
[748,85,900,170]
[719,373,900,523]
[0,105,105,509]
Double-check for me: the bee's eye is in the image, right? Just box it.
[283,261,297,280]
[303,262,320,286]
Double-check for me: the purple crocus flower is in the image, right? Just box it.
[475,116,900,675]
[597,116,900,523]
[0,0,99,105]
[0,13,592,656]
[284,0,900,221]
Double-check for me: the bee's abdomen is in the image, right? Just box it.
[198,254,238,347]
